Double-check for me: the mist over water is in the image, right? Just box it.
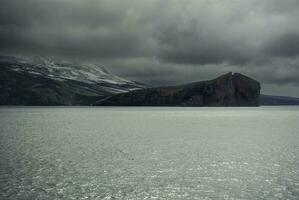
[0,107,299,199]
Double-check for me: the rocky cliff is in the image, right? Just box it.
[97,72,261,106]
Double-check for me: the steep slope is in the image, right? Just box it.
[97,72,261,106]
[0,56,144,105]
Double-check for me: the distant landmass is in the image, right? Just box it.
[260,95,299,105]
[0,55,298,106]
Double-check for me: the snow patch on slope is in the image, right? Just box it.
[0,56,144,94]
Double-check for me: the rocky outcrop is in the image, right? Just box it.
[97,72,261,106]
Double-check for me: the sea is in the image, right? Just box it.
[0,107,298,200]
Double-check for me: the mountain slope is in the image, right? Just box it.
[97,72,261,106]
[0,56,144,105]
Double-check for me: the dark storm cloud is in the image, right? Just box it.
[156,26,253,65]
[263,32,299,57]
[0,0,299,96]
[0,0,149,58]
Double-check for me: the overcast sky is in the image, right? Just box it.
[1,0,299,96]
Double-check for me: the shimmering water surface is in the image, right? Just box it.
[0,107,299,200]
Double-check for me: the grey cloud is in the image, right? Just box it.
[0,0,150,59]
[263,32,299,58]
[156,26,253,65]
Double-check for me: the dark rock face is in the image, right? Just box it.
[97,73,261,106]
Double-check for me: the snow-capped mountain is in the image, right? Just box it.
[1,56,144,93]
[0,56,144,105]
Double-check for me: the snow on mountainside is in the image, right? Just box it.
[0,56,145,105]
[0,55,144,93]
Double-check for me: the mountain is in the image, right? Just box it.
[0,56,144,105]
[97,72,261,106]
[261,95,299,105]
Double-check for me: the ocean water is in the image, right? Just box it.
[0,107,299,200]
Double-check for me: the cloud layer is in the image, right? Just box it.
[1,0,299,95]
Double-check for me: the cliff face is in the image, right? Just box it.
[97,72,261,106]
